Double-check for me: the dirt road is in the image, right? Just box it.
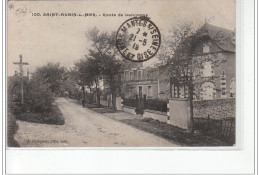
[14,98,177,147]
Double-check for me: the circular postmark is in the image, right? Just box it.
[116,17,161,62]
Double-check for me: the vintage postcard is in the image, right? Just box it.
[7,0,236,147]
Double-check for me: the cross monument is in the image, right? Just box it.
[13,55,29,104]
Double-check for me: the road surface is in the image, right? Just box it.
[14,98,177,147]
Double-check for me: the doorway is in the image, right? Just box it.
[138,86,142,98]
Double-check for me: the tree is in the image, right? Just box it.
[25,76,54,113]
[71,59,91,101]
[87,28,122,111]
[32,63,67,96]
[71,57,102,104]
[163,21,229,133]
[60,74,82,99]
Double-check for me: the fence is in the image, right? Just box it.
[194,117,235,143]
[145,99,168,112]
[123,98,168,113]
[122,98,136,108]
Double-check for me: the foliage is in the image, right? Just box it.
[32,62,67,96]
[156,21,201,65]
[15,103,65,125]
[60,73,83,100]
[24,76,54,113]
[9,65,56,113]
[87,27,122,110]
[8,75,29,103]
[7,110,20,147]
[123,98,136,108]
[71,57,102,103]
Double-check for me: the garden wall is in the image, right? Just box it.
[193,98,235,119]
[122,106,136,115]
[193,98,235,143]
[168,99,190,129]
[143,109,168,123]
[100,100,108,107]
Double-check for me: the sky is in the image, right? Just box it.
[7,0,236,76]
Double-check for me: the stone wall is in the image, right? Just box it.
[193,98,235,143]
[193,98,235,120]
[100,100,108,107]
[143,109,168,123]
[122,106,136,115]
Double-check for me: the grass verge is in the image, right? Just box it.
[15,103,65,125]
[120,118,233,146]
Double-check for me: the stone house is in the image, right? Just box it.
[113,22,235,102]
[121,61,157,99]
[171,22,236,100]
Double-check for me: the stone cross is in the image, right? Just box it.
[13,55,29,104]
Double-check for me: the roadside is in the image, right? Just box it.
[90,106,233,146]
[14,98,177,147]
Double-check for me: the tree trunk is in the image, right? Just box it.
[188,83,194,134]
[82,85,86,100]
[95,83,100,106]
[170,77,173,98]
[111,91,117,111]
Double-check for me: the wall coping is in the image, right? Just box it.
[122,105,136,109]
[193,97,235,103]
[168,98,189,101]
[168,97,236,102]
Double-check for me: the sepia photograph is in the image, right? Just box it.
[7,0,236,147]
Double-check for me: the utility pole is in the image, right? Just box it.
[13,55,29,104]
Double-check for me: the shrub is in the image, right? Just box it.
[24,77,54,113]
[16,104,65,125]
[123,98,137,107]
[7,112,20,147]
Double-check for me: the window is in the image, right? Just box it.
[134,70,137,80]
[147,86,152,98]
[202,61,213,77]
[230,78,236,97]
[124,71,129,81]
[130,71,134,80]
[147,73,151,79]
[138,70,142,80]
[184,85,189,98]
[203,43,210,53]
[173,85,177,98]
[200,82,216,100]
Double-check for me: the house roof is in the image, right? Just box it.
[122,59,143,70]
[198,23,235,52]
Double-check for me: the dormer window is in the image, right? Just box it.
[203,43,210,53]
